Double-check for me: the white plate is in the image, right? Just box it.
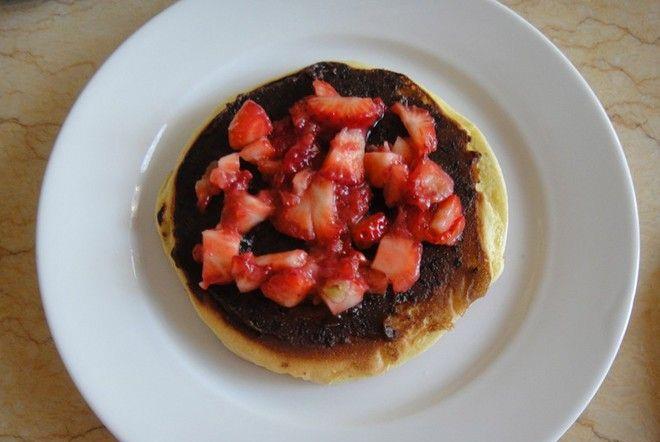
[37,1,639,440]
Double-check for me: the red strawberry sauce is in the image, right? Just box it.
[164,63,479,347]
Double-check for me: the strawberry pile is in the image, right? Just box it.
[192,79,465,315]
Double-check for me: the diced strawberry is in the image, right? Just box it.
[195,161,220,211]
[391,102,437,156]
[318,252,360,279]
[281,132,319,175]
[319,279,366,315]
[277,190,300,207]
[372,234,422,292]
[384,163,409,206]
[257,159,282,177]
[291,169,314,195]
[313,79,339,97]
[345,248,368,264]
[209,153,241,189]
[220,190,274,234]
[199,228,241,289]
[254,249,308,270]
[228,100,273,148]
[231,253,268,292]
[405,206,432,242]
[337,182,371,225]
[435,215,466,246]
[429,195,463,238]
[319,239,346,258]
[351,212,388,249]
[289,100,311,130]
[390,206,412,235]
[407,157,454,209]
[312,249,364,280]
[239,137,277,164]
[320,128,366,185]
[308,176,342,243]
[366,141,390,153]
[306,95,385,129]
[361,267,388,294]
[272,192,315,240]
[196,154,251,211]
[269,117,297,153]
[404,201,464,245]
[261,266,316,307]
[232,170,253,192]
[363,151,403,188]
[391,136,415,164]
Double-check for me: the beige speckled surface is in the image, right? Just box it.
[0,1,657,441]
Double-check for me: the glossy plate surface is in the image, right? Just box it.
[37,1,639,440]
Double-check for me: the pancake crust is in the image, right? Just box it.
[156,63,507,383]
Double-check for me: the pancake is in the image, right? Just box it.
[156,62,507,383]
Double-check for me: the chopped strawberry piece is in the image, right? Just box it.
[281,132,319,175]
[384,163,409,206]
[196,153,249,211]
[318,255,367,298]
[320,128,366,185]
[232,170,253,192]
[269,117,297,153]
[407,157,454,209]
[391,136,415,164]
[209,153,241,189]
[361,267,388,294]
[228,100,273,149]
[319,279,366,315]
[257,159,282,177]
[316,253,367,314]
[306,95,385,129]
[220,190,274,234]
[312,235,354,259]
[261,266,316,307]
[364,151,403,188]
[434,215,465,246]
[291,169,314,195]
[199,228,241,289]
[289,100,311,130]
[390,206,412,235]
[351,212,388,249]
[278,190,300,207]
[312,79,339,97]
[337,182,371,225]
[272,192,315,240]
[309,176,342,243]
[366,141,391,153]
[429,195,463,238]
[239,137,277,164]
[254,249,308,270]
[391,102,437,156]
[231,253,268,292]
[193,85,466,305]
[372,234,422,292]
[195,161,220,211]
[345,248,368,264]
[405,206,432,242]
[318,252,359,279]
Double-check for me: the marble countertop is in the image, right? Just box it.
[0,1,656,440]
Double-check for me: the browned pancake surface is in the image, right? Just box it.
[159,62,490,356]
